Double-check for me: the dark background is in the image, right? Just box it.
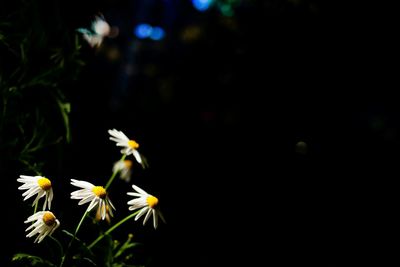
[1,0,398,266]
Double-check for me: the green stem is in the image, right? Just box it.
[105,154,126,189]
[87,210,140,250]
[49,235,64,259]
[33,202,38,214]
[59,210,88,267]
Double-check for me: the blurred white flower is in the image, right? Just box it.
[108,129,142,164]
[77,29,103,48]
[127,184,165,229]
[113,159,133,182]
[25,211,60,243]
[17,175,54,210]
[70,179,115,220]
[77,15,110,48]
[92,16,111,36]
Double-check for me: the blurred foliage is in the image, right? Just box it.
[0,0,84,174]
[20,230,145,267]
[12,253,56,267]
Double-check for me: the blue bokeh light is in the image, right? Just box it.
[150,27,165,41]
[134,24,153,39]
[192,0,213,12]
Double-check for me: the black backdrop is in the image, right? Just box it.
[1,0,398,266]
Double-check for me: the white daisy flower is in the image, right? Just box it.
[127,184,165,229]
[25,211,60,243]
[77,29,104,48]
[76,15,110,48]
[108,129,143,164]
[70,179,115,220]
[92,16,111,37]
[113,159,133,182]
[17,175,54,210]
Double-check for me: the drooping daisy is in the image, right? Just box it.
[95,204,113,224]
[112,159,133,182]
[127,184,165,229]
[70,179,115,220]
[108,129,142,164]
[25,211,60,243]
[17,175,54,210]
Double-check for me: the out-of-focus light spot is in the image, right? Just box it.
[295,141,308,155]
[220,4,234,17]
[105,46,121,62]
[200,111,216,123]
[108,26,120,38]
[144,64,157,77]
[192,0,213,12]
[181,25,202,43]
[124,64,135,75]
[150,27,165,41]
[370,116,385,131]
[134,24,152,39]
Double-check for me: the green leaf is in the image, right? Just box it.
[55,96,71,143]
[114,234,141,259]
[61,230,95,258]
[72,256,97,266]
[61,230,84,244]
[12,253,56,267]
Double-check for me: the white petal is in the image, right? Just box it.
[135,207,148,220]
[27,224,45,238]
[30,191,44,207]
[19,175,39,180]
[128,205,140,211]
[109,129,129,140]
[107,198,116,210]
[87,198,98,211]
[127,198,145,205]
[49,220,60,235]
[100,200,106,220]
[22,186,40,198]
[127,192,142,197]
[42,194,48,210]
[71,189,92,198]
[78,194,95,205]
[131,184,148,195]
[132,150,142,164]
[143,209,152,226]
[71,179,94,189]
[38,227,52,243]
[25,221,39,232]
[153,209,158,229]
[48,189,53,210]
[120,148,130,155]
[25,212,44,222]
[18,184,34,190]
[109,136,124,143]
[17,179,36,185]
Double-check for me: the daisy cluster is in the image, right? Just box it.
[18,129,164,244]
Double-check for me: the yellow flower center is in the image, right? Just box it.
[123,160,133,169]
[42,212,56,226]
[38,177,52,191]
[128,140,139,149]
[146,195,159,209]
[92,186,107,199]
